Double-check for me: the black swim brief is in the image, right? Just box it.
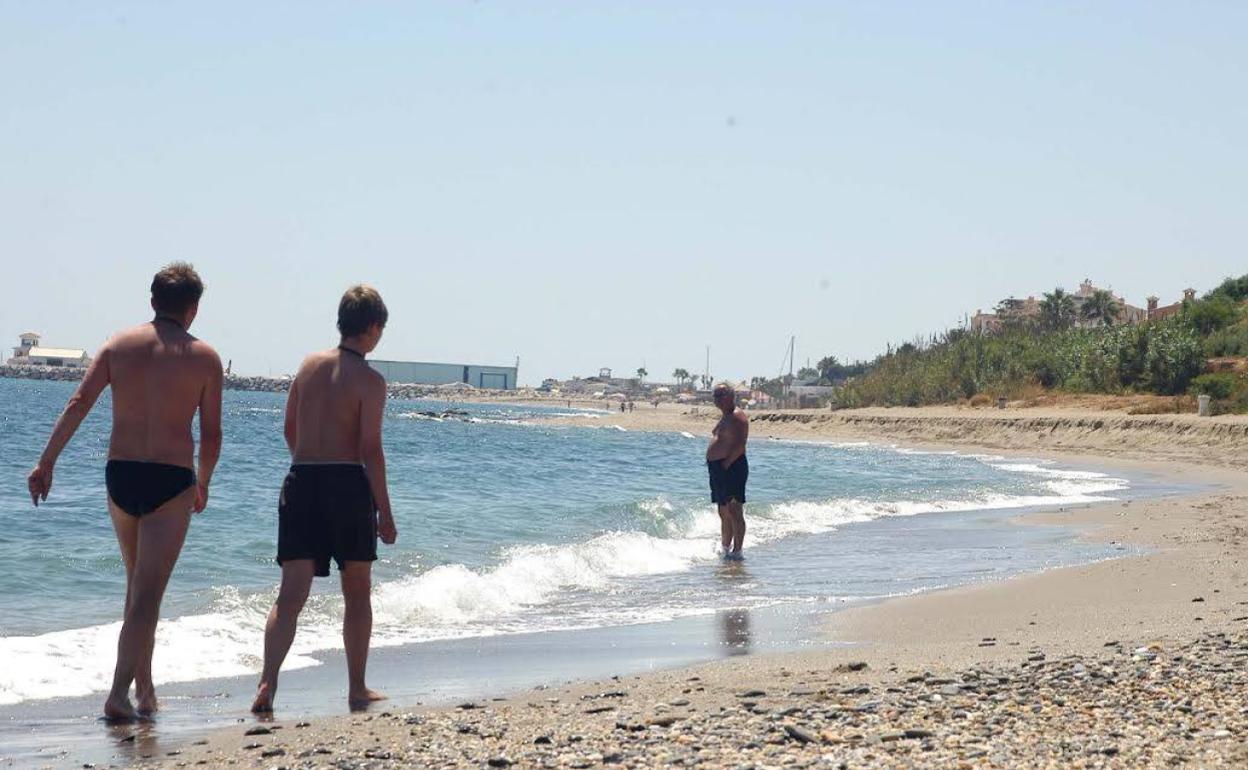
[707,455,748,505]
[276,464,377,577]
[105,460,196,517]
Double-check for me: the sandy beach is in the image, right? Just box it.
[83,405,1243,769]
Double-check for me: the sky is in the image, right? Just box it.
[2,2,1245,384]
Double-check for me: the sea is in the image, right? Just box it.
[0,377,1176,765]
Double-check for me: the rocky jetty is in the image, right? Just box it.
[0,364,86,382]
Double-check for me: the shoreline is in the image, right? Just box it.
[11,407,1247,768]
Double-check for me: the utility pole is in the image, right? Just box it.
[705,345,710,389]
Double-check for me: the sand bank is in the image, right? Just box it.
[105,407,1248,768]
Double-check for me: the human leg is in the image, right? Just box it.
[340,561,385,709]
[728,500,746,554]
[104,489,192,720]
[251,559,316,712]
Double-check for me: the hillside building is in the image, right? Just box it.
[1147,288,1196,321]
[970,280,1163,334]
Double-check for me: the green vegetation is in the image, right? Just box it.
[826,275,1248,413]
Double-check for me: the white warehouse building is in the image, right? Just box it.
[368,359,519,390]
[7,332,92,368]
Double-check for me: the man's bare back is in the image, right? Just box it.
[107,320,223,470]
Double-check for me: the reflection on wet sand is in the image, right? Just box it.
[107,720,164,762]
[718,609,751,656]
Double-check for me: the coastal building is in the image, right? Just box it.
[368,359,519,390]
[7,332,92,368]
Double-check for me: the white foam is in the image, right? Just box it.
[0,467,1129,705]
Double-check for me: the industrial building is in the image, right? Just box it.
[368,359,519,390]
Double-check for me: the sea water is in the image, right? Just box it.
[0,378,1135,707]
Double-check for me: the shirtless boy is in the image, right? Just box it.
[27,263,223,721]
[252,285,398,713]
[706,383,749,559]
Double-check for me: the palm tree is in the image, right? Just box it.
[673,368,692,390]
[636,366,648,383]
[1039,288,1076,332]
[1080,289,1118,327]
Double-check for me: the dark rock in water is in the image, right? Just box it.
[533,735,553,745]
[584,705,615,714]
[603,751,625,764]
[457,702,480,710]
[905,728,934,739]
[784,725,818,744]
[259,747,286,758]
[739,689,767,698]
[487,757,513,768]
[244,726,272,736]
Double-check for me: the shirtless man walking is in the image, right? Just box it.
[27,263,223,721]
[251,285,398,713]
[706,383,749,560]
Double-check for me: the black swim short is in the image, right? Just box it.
[105,460,196,517]
[276,464,377,577]
[708,455,748,505]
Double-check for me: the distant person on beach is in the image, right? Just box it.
[252,285,398,713]
[27,263,223,721]
[707,383,749,560]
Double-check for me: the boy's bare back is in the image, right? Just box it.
[287,348,385,464]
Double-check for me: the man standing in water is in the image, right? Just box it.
[252,285,398,713]
[27,263,223,721]
[707,383,749,559]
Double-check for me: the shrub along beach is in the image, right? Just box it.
[826,275,1248,414]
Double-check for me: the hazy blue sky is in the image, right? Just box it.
[2,3,1244,383]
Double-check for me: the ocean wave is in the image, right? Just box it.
[0,470,1126,705]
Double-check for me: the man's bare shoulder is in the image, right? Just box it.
[188,338,222,367]
[107,323,158,349]
[733,408,750,424]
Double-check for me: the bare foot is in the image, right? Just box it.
[103,694,138,723]
[348,688,387,711]
[135,685,158,715]
[250,682,275,714]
